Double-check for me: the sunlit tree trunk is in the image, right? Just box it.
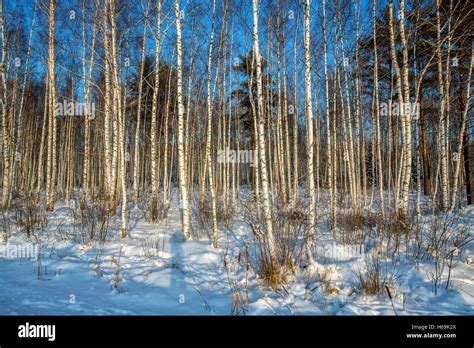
[252,0,276,263]
[102,3,113,205]
[322,0,335,229]
[1,0,10,208]
[451,47,473,210]
[303,0,316,253]
[205,0,219,247]
[82,2,97,202]
[436,0,448,212]
[108,0,127,236]
[45,0,57,211]
[150,0,162,222]
[399,0,412,220]
[133,6,148,206]
[373,0,384,217]
[175,0,191,240]
[292,13,299,201]
[389,0,407,218]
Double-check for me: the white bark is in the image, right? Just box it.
[322,0,335,229]
[133,6,148,206]
[45,0,56,211]
[436,0,448,211]
[399,0,413,219]
[451,47,473,210]
[1,0,10,208]
[150,0,162,222]
[373,0,384,216]
[82,2,97,200]
[303,0,316,251]
[205,0,219,247]
[252,0,276,263]
[175,0,191,240]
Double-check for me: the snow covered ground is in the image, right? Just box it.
[0,192,473,315]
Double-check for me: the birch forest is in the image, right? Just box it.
[0,0,473,315]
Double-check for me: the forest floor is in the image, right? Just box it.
[0,191,473,315]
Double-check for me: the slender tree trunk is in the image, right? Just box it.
[133,7,148,206]
[322,0,334,229]
[389,0,408,218]
[82,3,97,202]
[292,12,299,202]
[436,0,448,212]
[175,0,191,240]
[205,0,219,247]
[45,0,57,211]
[252,0,276,264]
[102,3,113,204]
[373,0,384,216]
[451,47,473,209]
[419,82,432,196]
[150,0,162,222]
[303,0,316,254]
[1,0,10,208]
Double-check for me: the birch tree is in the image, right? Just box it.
[82,1,97,201]
[322,0,335,229]
[373,0,384,217]
[133,4,149,206]
[398,0,413,220]
[303,0,316,253]
[0,0,10,208]
[45,0,57,211]
[252,0,277,264]
[175,0,191,240]
[451,46,473,210]
[436,0,449,211]
[205,0,219,247]
[150,0,162,222]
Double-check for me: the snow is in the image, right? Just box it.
[0,191,473,315]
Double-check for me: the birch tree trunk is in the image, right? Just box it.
[436,0,448,212]
[399,0,412,220]
[205,0,219,247]
[108,0,127,236]
[175,0,191,240]
[252,0,276,264]
[36,80,48,199]
[1,0,10,208]
[102,4,113,205]
[389,0,408,218]
[322,0,335,229]
[45,0,57,211]
[133,6,148,206]
[373,0,384,217]
[150,0,162,222]
[292,12,299,201]
[303,0,316,252]
[82,2,97,202]
[451,47,473,210]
